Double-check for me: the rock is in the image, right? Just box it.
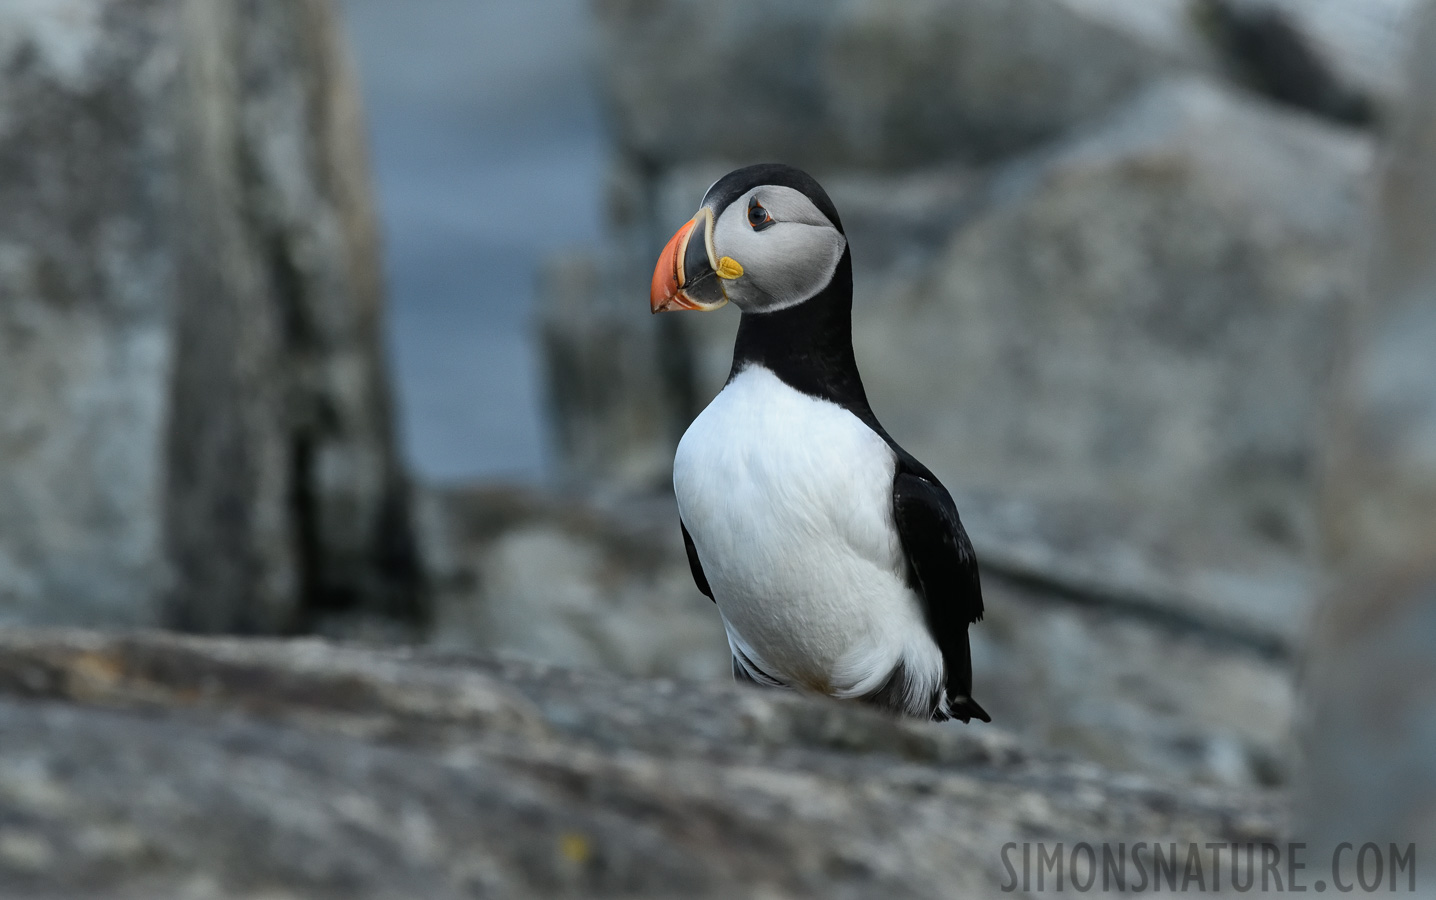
[853,77,1369,604]
[592,0,1416,172]
[419,485,1295,788]
[1300,571,1436,856]
[0,0,419,632]
[1303,0,1436,855]
[0,628,1286,898]
[418,485,729,682]
[536,254,685,492]
[593,0,1213,171]
[1215,0,1426,117]
[1321,23,1436,574]
[1195,0,1378,125]
[978,573,1295,788]
[0,0,179,628]
[1049,0,1208,58]
[166,0,421,631]
[954,489,1312,653]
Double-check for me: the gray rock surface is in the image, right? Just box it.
[975,573,1295,788]
[418,485,729,682]
[1321,24,1436,574]
[853,78,1368,609]
[1303,0,1436,857]
[0,0,180,628]
[592,0,1421,177]
[1219,0,1424,113]
[593,0,1213,171]
[537,254,686,492]
[0,0,418,632]
[1059,0,1424,122]
[0,628,1286,899]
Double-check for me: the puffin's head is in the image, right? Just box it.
[650,164,847,315]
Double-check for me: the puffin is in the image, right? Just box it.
[650,163,990,723]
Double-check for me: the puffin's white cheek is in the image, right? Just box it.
[748,225,846,310]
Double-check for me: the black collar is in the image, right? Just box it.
[728,248,869,411]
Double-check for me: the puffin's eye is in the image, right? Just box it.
[747,198,774,231]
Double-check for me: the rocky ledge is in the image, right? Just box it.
[0,629,1283,899]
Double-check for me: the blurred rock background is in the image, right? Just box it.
[1303,0,1436,862]
[0,0,420,636]
[1,0,1434,895]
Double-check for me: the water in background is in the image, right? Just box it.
[338,0,605,483]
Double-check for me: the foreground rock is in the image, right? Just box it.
[0,629,1284,899]
[0,0,418,631]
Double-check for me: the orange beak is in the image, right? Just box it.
[650,210,729,314]
[650,218,701,313]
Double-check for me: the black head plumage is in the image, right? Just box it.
[701,163,845,236]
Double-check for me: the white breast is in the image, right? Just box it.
[673,365,942,705]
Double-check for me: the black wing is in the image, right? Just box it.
[680,519,714,602]
[891,463,990,722]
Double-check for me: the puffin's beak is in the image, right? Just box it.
[651,208,729,313]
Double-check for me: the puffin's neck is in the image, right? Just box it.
[728,249,871,412]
